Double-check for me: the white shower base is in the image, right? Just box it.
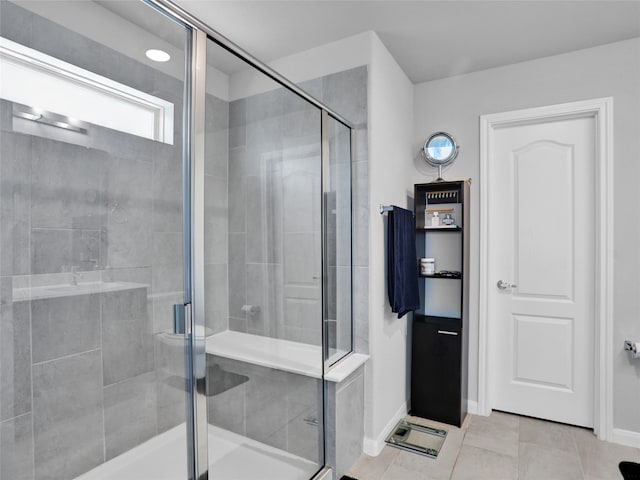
[75,423,319,480]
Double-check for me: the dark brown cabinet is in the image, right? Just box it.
[410,180,470,427]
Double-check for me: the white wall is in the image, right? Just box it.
[363,34,415,455]
[229,31,373,100]
[412,37,640,440]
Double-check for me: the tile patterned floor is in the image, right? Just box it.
[347,412,640,480]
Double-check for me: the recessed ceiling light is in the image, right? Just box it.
[145,49,170,62]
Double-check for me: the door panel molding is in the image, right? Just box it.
[479,97,613,440]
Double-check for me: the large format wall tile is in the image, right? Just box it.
[335,369,365,477]
[31,293,100,364]
[0,130,31,277]
[246,167,283,265]
[0,293,32,421]
[30,229,72,275]
[205,263,228,335]
[228,98,246,149]
[321,67,368,127]
[151,232,183,295]
[353,266,370,354]
[152,143,183,234]
[206,356,246,436]
[0,2,32,46]
[286,374,323,463]
[101,288,153,386]
[104,372,157,460]
[0,413,35,480]
[104,157,153,268]
[155,333,186,434]
[30,137,105,230]
[204,174,228,266]
[352,158,369,268]
[245,364,288,450]
[32,350,104,480]
[246,263,282,338]
[246,88,284,124]
[205,94,229,178]
[91,125,157,165]
[228,233,246,321]
[228,147,247,233]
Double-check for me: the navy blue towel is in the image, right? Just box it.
[387,206,420,318]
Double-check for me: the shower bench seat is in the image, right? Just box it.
[203,330,368,478]
[205,330,368,382]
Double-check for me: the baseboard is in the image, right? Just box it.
[363,402,407,456]
[612,428,640,449]
[467,400,479,415]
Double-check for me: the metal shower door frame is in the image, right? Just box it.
[144,1,355,479]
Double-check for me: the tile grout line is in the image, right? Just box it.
[572,429,587,480]
[29,296,36,479]
[448,424,469,480]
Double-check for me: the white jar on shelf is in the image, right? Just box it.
[420,258,435,275]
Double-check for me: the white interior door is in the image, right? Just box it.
[489,114,596,427]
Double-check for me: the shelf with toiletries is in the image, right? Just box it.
[411,179,470,428]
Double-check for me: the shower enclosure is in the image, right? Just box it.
[0,1,353,479]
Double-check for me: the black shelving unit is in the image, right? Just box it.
[410,180,470,427]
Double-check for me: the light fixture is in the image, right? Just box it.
[145,49,170,62]
[15,111,42,121]
[13,106,87,134]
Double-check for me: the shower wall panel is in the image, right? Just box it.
[227,84,322,344]
[0,2,204,478]
[226,67,368,354]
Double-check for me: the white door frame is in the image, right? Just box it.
[478,97,614,441]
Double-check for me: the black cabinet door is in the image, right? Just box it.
[410,319,462,426]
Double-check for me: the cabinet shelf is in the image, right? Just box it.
[417,227,462,232]
[419,273,461,280]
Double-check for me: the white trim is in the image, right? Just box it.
[478,98,614,439]
[466,400,480,416]
[0,37,174,144]
[612,428,640,449]
[363,402,407,456]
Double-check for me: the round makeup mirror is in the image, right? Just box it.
[421,132,459,181]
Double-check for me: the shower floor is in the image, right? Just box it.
[75,423,319,480]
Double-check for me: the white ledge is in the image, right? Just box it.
[13,281,148,302]
[325,353,369,383]
[206,331,368,382]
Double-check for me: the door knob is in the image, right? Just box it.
[497,280,517,290]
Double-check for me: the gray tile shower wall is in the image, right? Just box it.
[32,350,105,480]
[226,66,369,350]
[325,365,366,478]
[0,2,230,478]
[206,355,324,465]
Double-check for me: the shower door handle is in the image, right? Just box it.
[173,303,186,335]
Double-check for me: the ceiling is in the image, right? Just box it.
[174,0,640,83]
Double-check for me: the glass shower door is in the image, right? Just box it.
[0,2,197,479]
[200,37,325,480]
